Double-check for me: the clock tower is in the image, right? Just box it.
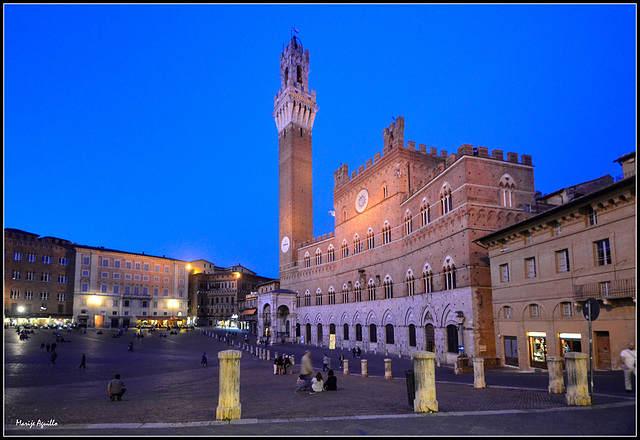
[273,36,318,272]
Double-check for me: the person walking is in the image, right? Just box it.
[79,353,87,369]
[201,352,208,367]
[50,352,58,365]
[107,374,127,401]
[295,350,313,394]
[620,342,636,392]
[339,353,344,369]
[322,354,329,372]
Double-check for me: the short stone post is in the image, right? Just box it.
[266,350,270,361]
[361,359,368,377]
[216,350,242,420]
[291,355,295,366]
[343,359,349,375]
[473,357,485,388]
[565,352,591,406]
[412,351,438,413]
[384,358,392,379]
[547,356,566,394]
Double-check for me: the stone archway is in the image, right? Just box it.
[276,305,291,342]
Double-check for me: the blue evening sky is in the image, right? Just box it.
[4,4,636,279]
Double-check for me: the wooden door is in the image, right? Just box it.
[594,331,611,370]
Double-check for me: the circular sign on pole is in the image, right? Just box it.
[583,298,600,321]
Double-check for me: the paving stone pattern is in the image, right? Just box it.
[4,327,634,430]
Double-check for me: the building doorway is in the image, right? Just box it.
[504,336,519,367]
[594,331,611,370]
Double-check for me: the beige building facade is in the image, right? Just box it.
[268,37,540,366]
[477,158,636,370]
[73,246,190,328]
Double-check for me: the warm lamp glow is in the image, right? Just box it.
[167,299,179,308]
[87,296,102,306]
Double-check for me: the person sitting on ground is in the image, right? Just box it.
[296,374,309,391]
[107,373,126,401]
[311,372,324,393]
[324,369,337,391]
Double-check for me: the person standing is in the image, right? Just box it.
[201,352,208,367]
[295,350,313,394]
[276,355,284,375]
[79,353,87,369]
[284,355,292,374]
[107,374,126,401]
[620,342,636,393]
[322,354,329,372]
[339,353,344,369]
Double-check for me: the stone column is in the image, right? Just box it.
[361,359,368,377]
[216,350,242,421]
[473,357,485,388]
[547,356,566,394]
[343,359,349,375]
[565,352,591,406]
[412,351,438,413]
[384,358,392,379]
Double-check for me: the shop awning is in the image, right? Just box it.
[240,309,257,316]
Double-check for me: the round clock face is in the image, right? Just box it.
[355,189,369,213]
[281,236,290,253]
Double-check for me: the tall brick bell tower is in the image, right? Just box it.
[273,36,318,273]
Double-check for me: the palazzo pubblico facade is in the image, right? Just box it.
[257,35,540,367]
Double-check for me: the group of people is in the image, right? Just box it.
[273,354,293,375]
[294,350,338,394]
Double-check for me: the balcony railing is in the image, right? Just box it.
[573,278,635,301]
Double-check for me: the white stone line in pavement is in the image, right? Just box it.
[5,401,634,431]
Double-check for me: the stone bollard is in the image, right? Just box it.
[343,359,349,375]
[384,358,392,379]
[547,356,566,394]
[266,350,271,361]
[412,351,438,413]
[361,359,368,377]
[473,357,486,389]
[565,352,591,406]
[291,355,295,367]
[216,350,242,420]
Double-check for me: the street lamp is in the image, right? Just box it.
[455,311,466,358]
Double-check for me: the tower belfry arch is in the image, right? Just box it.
[274,35,318,273]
